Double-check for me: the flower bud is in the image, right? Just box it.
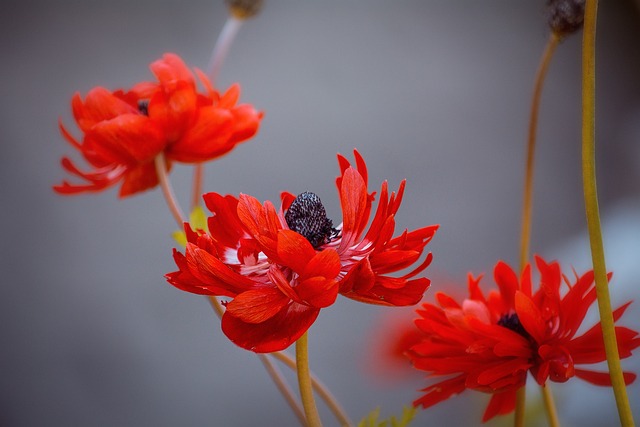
[547,0,586,38]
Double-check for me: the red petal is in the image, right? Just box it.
[276,229,316,272]
[494,261,519,309]
[482,389,517,422]
[88,114,166,163]
[118,160,162,197]
[514,291,546,343]
[338,167,368,250]
[221,302,320,352]
[166,106,235,162]
[226,287,291,323]
[574,369,637,386]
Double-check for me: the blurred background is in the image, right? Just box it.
[2,1,639,426]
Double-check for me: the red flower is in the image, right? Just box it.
[408,256,640,422]
[166,150,438,352]
[54,53,262,197]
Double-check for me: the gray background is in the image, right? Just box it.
[2,1,640,426]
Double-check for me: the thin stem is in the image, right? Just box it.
[192,17,245,210]
[270,352,353,427]
[519,32,560,269]
[518,32,562,427]
[296,332,322,427]
[581,1,635,425]
[258,355,307,426]
[207,17,244,85]
[155,153,186,227]
[205,297,306,425]
[541,385,560,427]
[514,386,526,427]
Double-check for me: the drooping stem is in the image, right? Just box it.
[541,385,560,427]
[296,332,322,427]
[581,1,635,425]
[517,32,561,427]
[205,297,306,425]
[191,17,246,210]
[271,352,353,427]
[155,153,186,226]
[518,32,560,269]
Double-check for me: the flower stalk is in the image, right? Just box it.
[192,16,245,209]
[541,385,560,427]
[155,153,186,225]
[205,297,307,425]
[296,332,322,427]
[517,31,561,427]
[581,1,635,425]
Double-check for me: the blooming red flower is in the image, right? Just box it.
[166,150,438,352]
[408,256,640,422]
[54,53,262,197]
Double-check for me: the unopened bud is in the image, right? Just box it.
[547,0,586,38]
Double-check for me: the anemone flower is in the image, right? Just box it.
[166,150,438,352]
[54,53,262,197]
[408,256,640,422]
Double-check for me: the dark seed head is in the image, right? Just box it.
[497,312,531,339]
[138,100,149,116]
[547,0,586,37]
[285,192,335,249]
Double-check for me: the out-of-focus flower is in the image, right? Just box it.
[54,53,262,197]
[166,150,438,352]
[408,256,640,422]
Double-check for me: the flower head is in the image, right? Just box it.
[54,53,262,197]
[408,256,640,422]
[166,150,438,352]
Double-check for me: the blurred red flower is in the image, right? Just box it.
[54,53,262,197]
[166,150,438,352]
[408,256,640,422]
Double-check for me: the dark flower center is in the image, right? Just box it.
[138,100,149,116]
[497,312,530,339]
[285,192,336,249]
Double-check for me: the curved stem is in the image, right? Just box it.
[519,32,560,269]
[541,385,560,427]
[270,352,353,427]
[155,153,186,227]
[296,332,322,427]
[581,1,635,425]
[518,32,562,427]
[205,297,306,425]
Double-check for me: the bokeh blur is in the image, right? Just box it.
[2,1,639,426]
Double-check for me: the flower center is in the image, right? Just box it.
[138,100,149,116]
[285,192,335,249]
[497,312,530,339]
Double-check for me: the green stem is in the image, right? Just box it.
[271,351,352,427]
[581,1,635,425]
[541,385,560,427]
[296,332,322,427]
[205,297,306,425]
